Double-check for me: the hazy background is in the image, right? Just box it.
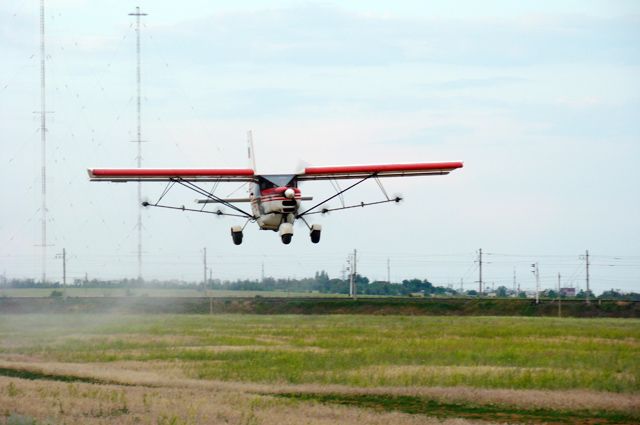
[1,0,639,292]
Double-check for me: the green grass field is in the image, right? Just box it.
[2,315,639,391]
[1,315,639,424]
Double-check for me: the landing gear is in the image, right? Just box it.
[231,226,243,245]
[310,224,322,244]
[279,222,294,245]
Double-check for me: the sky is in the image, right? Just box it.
[1,0,639,293]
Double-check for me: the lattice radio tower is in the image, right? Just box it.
[129,6,147,281]
[38,0,50,283]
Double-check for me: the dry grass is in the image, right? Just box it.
[1,358,639,415]
[0,376,483,425]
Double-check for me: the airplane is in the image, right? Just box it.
[88,132,463,245]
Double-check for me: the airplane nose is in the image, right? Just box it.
[284,188,295,199]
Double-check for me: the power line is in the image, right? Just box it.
[486,253,578,258]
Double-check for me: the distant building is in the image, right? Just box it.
[560,287,576,297]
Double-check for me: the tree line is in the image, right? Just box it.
[1,273,638,300]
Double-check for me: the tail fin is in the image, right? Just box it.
[247,130,257,171]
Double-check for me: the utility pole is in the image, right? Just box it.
[353,249,357,299]
[531,262,540,304]
[203,247,211,313]
[585,249,591,304]
[513,268,517,294]
[387,257,390,284]
[557,272,562,318]
[203,247,207,289]
[56,248,66,295]
[348,250,357,299]
[129,6,147,282]
[477,248,483,295]
[61,248,66,286]
[347,256,352,296]
[459,278,463,293]
[261,262,265,283]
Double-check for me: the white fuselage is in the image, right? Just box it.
[250,183,303,231]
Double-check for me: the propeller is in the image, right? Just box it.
[200,202,226,218]
[294,158,311,175]
[320,202,334,215]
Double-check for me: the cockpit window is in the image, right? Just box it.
[259,175,295,190]
[259,179,278,191]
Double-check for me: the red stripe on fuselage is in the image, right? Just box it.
[260,196,302,202]
[260,187,301,196]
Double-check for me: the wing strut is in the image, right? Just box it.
[173,179,254,219]
[296,173,375,218]
[143,178,254,219]
[156,180,177,205]
[296,173,404,218]
[374,177,390,200]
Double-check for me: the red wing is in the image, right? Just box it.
[88,168,255,182]
[297,161,463,181]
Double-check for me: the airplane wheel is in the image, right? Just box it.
[310,229,321,244]
[231,231,243,245]
[281,234,292,244]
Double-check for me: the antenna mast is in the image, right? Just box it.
[129,6,147,281]
[38,0,48,283]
